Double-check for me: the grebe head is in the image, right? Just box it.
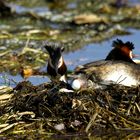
[44,43,64,69]
[105,39,135,63]
[44,42,67,82]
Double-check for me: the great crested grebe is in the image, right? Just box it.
[44,42,67,83]
[71,39,140,90]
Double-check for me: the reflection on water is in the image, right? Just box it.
[0,73,50,87]
[11,0,140,14]
[129,0,140,5]
[0,29,140,87]
[11,4,49,14]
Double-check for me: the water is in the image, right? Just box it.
[64,29,140,70]
[0,73,50,87]
[0,29,139,87]
[11,4,49,14]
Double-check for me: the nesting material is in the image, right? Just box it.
[0,81,139,139]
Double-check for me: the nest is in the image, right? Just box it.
[0,81,140,139]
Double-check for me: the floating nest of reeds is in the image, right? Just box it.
[0,81,140,139]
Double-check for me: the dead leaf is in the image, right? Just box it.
[74,14,108,24]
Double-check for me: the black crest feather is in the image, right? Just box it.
[112,39,134,50]
[43,41,64,54]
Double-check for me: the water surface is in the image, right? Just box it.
[0,29,139,87]
[64,29,140,70]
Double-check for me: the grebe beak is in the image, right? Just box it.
[132,54,139,58]
[132,53,140,64]
[129,50,139,59]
